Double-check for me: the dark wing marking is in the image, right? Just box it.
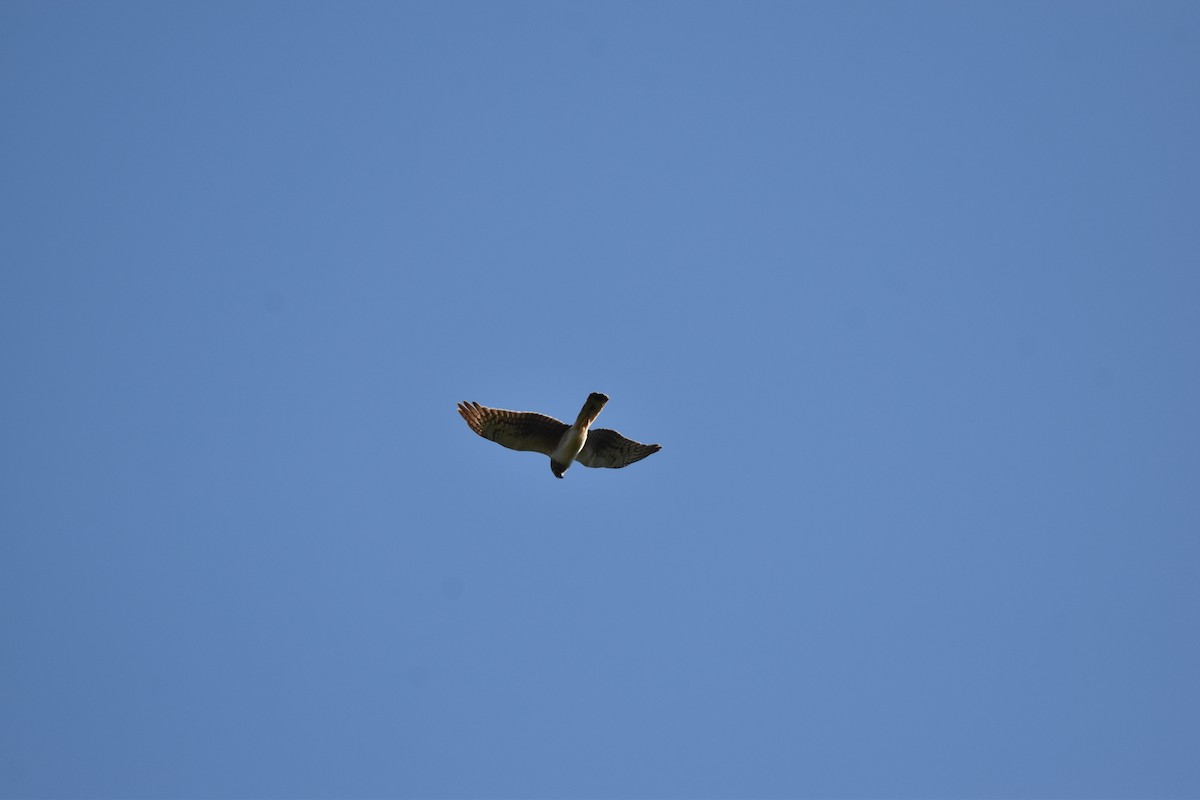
[575,427,661,469]
[457,402,567,456]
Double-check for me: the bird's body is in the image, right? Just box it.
[457,393,660,478]
[548,391,608,477]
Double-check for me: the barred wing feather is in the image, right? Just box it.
[576,428,662,469]
[456,402,568,456]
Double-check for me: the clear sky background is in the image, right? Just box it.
[2,2,1198,798]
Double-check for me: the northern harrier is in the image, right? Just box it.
[457,393,661,479]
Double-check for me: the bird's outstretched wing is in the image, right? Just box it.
[575,428,661,469]
[457,402,568,456]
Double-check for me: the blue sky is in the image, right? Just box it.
[2,2,1199,797]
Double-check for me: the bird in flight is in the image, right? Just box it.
[457,393,661,479]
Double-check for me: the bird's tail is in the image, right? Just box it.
[575,392,609,428]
